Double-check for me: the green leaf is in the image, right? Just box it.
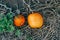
[6,25,15,32]
[8,19,13,25]
[0,12,14,33]
[6,13,13,19]
[10,25,15,32]
[26,35,32,40]
[0,25,4,32]
[15,30,21,36]
[3,17,8,24]
[0,27,4,32]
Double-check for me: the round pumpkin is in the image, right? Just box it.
[14,15,25,27]
[28,12,44,28]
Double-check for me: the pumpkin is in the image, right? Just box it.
[14,15,25,27]
[28,12,44,28]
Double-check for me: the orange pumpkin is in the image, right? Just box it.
[28,12,44,28]
[14,15,25,27]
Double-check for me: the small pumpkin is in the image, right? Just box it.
[13,14,25,27]
[28,12,44,28]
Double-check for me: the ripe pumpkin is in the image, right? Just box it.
[28,12,44,28]
[13,15,25,27]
